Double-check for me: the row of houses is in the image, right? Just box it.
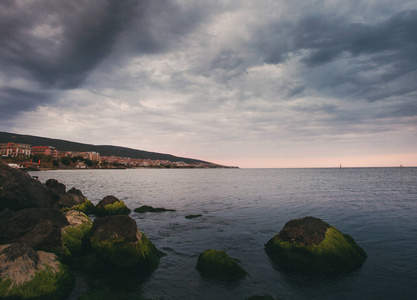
[0,142,100,161]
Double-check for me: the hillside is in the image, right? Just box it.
[0,132,212,165]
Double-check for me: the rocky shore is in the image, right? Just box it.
[0,161,162,299]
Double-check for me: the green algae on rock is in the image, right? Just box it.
[62,210,93,258]
[196,249,247,281]
[61,199,95,215]
[95,195,131,217]
[134,205,176,213]
[265,216,367,273]
[90,215,163,272]
[0,243,74,299]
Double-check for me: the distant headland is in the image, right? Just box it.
[0,132,238,169]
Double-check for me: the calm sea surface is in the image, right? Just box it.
[29,168,417,299]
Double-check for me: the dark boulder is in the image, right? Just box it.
[91,215,137,243]
[0,208,68,255]
[50,184,94,214]
[95,195,131,216]
[277,216,330,246]
[68,187,84,196]
[265,216,367,273]
[196,249,247,281]
[46,178,66,193]
[90,215,163,271]
[0,162,59,211]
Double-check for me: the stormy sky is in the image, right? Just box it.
[1,0,416,167]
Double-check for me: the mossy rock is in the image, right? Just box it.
[90,215,163,272]
[265,216,367,273]
[134,205,176,213]
[196,249,247,281]
[95,196,131,217]
[0,243,74,299]
[62,210,93,258]
[61,199,95,215]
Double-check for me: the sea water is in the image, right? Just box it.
[30,168,417,299]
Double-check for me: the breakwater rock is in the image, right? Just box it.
[0,161,162,298]
[62,210,93,258]
[0,161,58,211]
[95,195,131,216]
[265,216,367,273]
[90,215,163,271]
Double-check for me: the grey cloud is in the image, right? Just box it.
[0,0,210,119]
[255,9,417,103]
[0,87,52,118]
[0,0,140,89]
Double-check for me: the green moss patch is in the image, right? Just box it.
[62,223,92,257]
[0,264,74,300]
[60,199,95,215]
[265,226,367,273]
[95,201,131,217]
[196,249,247,281]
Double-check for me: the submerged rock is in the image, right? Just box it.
[62,210,93,258]
[134,205,176,213]
[185,214,202,219]
[196,249,247,281]
[95,195,131,216]
[90,215,163,271]
[265,216,367,273]
[0,243,74,299]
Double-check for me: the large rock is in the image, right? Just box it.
[90,215,162,271]
[0,162,59,211]
[0,208,68,255]
[196,249,247,281]
[95,195,131,216]
[61,210,93,258]
[45,179,66,194]
[265,216,367,273]
[0,243,74,299]
[45,181,95,215]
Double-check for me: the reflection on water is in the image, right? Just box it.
[30,168,417,299]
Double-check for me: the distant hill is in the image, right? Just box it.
[0,132,213,165]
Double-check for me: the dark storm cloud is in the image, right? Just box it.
[0,0,141,89]
[0,0,209,119]
[0,87,52,119]
[257,9,417,102]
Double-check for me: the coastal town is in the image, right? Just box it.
[0,142,231,169]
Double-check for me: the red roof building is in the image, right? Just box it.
[31,146,58,158]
